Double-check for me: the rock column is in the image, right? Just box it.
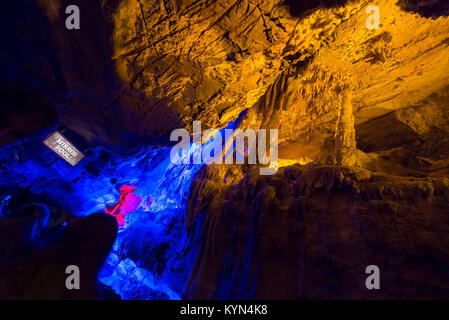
[334,90,358,166]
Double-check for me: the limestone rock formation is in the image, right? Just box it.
[1,0,449,300]
[3,0,449,154]
[334,90,357,166]
[185,164,449,299]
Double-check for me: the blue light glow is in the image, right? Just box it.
[0,128,204,299]
[0,112,243,299]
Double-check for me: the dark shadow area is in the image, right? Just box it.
[0,0,66,93]
[0,0,179,151]
[0,187,117,299]
[0,0,62,146]
[355,112,421,153]
[283,0,348,18]
[0,193,118,299]
[397,0,449,18]
[0,83,58,147]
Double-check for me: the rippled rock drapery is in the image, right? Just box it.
[185,164,449,299]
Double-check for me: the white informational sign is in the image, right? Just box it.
[43,131,84,166]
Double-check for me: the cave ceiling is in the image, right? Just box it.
[2,0,449,162]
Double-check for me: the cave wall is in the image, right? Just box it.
[1,0,449,300]
[185,164,449,299]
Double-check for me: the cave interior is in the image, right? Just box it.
[0,0,449,300]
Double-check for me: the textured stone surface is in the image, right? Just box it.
[2,0,449,153]
[1,0,449,300]
[185,164,449,299]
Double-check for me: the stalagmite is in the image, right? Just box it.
[334,89,358,166]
